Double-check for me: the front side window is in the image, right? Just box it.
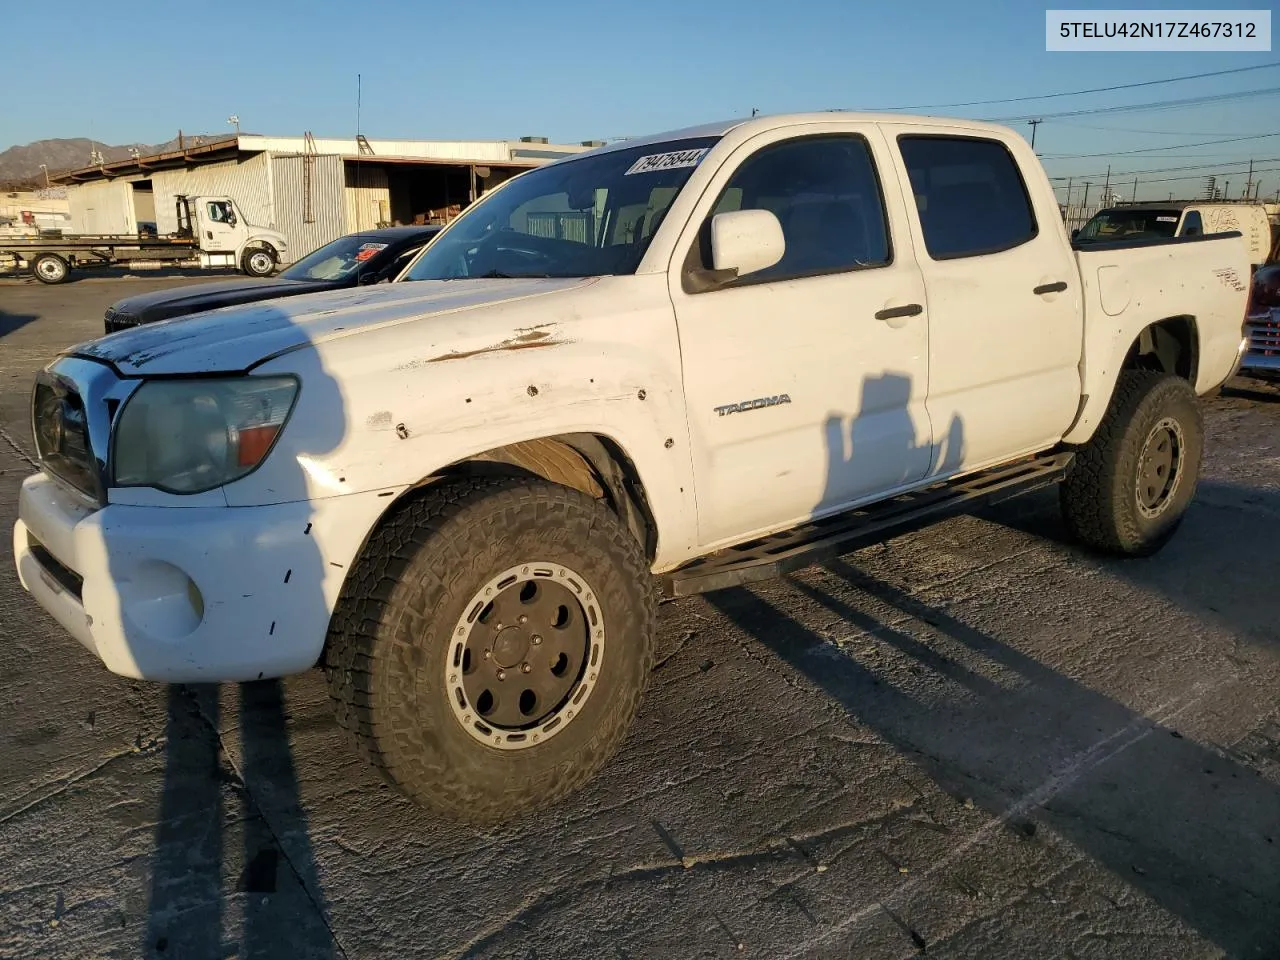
[898,136,1037,259]
[206,201,233,224]
[402,137,719,280]
[694,135,891,285]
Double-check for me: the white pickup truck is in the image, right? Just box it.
[13,112,1251,824]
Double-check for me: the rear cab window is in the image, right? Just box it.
[1077,208,1181,243]
[897,135,1038,259]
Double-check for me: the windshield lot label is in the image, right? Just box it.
[625,148,710,176]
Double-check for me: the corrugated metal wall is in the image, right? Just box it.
[344,163,390,233]
[66,180,137,235]
[151,153,273,237]
[272,154,347,260]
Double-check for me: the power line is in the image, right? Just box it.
[874,62,1280,110]
[1048,156,1280,182]
[1042,132,1280,160]
[1054,121,1260,136]
[992,85,1280,122]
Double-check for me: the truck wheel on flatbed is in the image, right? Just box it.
[324,475,656,825]
[32,253,70,284]
[1060,370,1203,556]
[241,248,275,277]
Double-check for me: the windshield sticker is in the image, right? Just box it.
[625,148,709,176]
[1155,216,1177,222]
[355,242,389,262]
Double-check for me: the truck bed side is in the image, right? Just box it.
[1064,232,1249,444]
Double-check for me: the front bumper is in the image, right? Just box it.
[1242,308,1280,374]
[13,472,382,682]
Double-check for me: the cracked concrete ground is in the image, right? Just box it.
[2,278,1280,959]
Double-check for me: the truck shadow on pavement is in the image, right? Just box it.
[704,383,1280,956]
[707,554,1280,957]
[0,310,40,340]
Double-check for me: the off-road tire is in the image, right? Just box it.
[324,475,656,825]
[241,247,275,277]
[1060,370,1203,556]
[32,253,69,284]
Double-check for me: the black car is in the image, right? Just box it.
[102,225,442,334]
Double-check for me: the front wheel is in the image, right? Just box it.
[32,253,70,284]
[241,247,275,277]
[1060,371,1203,556]
[324,475,656,825]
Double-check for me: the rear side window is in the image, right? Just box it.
[898,136,1037,259]
[1179,210,1203,237]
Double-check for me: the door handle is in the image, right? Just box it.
[1034,281,1068,295]
[874,303,923,321]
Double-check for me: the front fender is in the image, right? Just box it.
[223,277,700,571]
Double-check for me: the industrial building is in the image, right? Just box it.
[51,133,596,262]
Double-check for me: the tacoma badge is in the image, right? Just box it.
[714,394,792,416]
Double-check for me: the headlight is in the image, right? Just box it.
[112,376,298,494]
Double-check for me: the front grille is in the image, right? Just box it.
[32,377,101,501]
[1247,308,1280,358]
[103,308,139,334]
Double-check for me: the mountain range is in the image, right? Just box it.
[0,135,223,188]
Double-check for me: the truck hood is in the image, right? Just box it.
[107,277,333,324]
[70,278,596,376]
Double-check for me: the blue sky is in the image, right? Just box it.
[3,0,1277,200]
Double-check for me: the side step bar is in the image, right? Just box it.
[660,451,1074,598]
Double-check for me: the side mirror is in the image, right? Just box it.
[710,209,785,279]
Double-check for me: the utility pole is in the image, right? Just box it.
[1082,181,1091,210]
[1244,158,1254,199]
[1064,177,1073,208]
[38,163,49,188]
[1102,164,1111,204]
[1027,119,1043,150]
[1131,177,1138,202]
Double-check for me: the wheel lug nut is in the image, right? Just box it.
[483,650,491,659]
[532,635,542,645]
[497,670,506,681]
[521,663,532,674]
[518,615,528,624]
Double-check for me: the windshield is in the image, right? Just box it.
[280,235,394,281]
[1076,208,1180,242]
[402,136,720,280]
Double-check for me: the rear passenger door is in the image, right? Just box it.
[884,129,1084,476]
[669,124,933,549]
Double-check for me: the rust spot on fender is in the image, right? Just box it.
[425,330,567,363]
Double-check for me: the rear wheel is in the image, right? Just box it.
[324,475,656,825]
[32,253,69,284]
[241,247,275,277]
[1060,371,1203,556]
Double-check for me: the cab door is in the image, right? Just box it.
[881,126,1084,476]
[667,123,934,549]
[197,198,239,252]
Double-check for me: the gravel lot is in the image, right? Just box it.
[2,277,1280,960]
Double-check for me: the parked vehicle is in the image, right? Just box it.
[1074,200,1272,267]
[0,195,287,284]
[102,226,442,334]
[1243,261,1280,375]
[13,112,1251,825]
